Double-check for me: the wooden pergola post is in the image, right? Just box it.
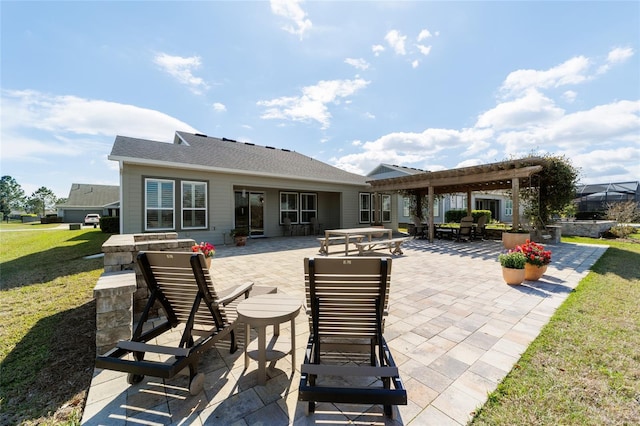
[428,186,435,242]
[512,178,520,229]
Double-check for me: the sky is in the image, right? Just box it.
[1,1,639,199]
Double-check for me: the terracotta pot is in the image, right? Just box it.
[205,257,212,269]
[524,263,547,281]
[235,236,247,246]
[502,267,525,285]
[502,232,530,250]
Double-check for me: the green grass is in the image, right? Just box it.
[0,228,110,425]
[470,237,640,425]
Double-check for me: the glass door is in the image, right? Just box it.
[249,192,265,237]
[234,191,265,237]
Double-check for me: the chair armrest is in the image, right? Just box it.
[219,281,254,306]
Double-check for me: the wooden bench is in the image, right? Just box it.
[317,235,365,255]
[354,237,410,256]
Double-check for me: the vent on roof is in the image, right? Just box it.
[282,148,291,152]
[245,142,255,146]
[194,133,208,137]
[222,137,237,142]
[266,146,275,149]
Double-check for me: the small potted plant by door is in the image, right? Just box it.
[230,228,248,246]
[498,250,527,285]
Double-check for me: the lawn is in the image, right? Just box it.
[0,225,110,425]
[471,236,640,425]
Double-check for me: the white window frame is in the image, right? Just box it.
[181,180,208,230]
[381,194,392,222]
[403,197,411,218]
[359,192,371,223]
[145,178,175,231]
[280,192,299,224]
[300,193,317,224]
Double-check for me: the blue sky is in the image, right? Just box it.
[2,1,639,199]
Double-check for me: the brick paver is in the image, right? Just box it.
[82,236,606,425]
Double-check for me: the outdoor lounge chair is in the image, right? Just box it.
[95,251,254,395]
[299,257,407,418]
[457,216,474,242]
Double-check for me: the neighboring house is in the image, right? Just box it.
[109,131,378,244]
[367,163,515,224]
[56,183,120,223]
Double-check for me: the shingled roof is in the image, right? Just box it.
[109,131,368,186]
[61,183,119,207]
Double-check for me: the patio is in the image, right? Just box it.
[81,236,606,425]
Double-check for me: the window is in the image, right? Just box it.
[182,181,207,229]
[359,193,371,223]
[300,193,317,223]
[145,179,174,230]
[280,192,299,223]
[432,197,440,216]
[450,194,466,210]
[381,194,391,222]
[403,197,410,217]
[505,199,513,216]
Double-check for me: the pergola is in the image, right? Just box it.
[368,157,547,242]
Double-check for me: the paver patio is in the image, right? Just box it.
[81,236,606,425]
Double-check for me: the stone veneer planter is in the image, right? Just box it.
[94,233,195,354]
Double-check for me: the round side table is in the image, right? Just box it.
[237,294,301,385]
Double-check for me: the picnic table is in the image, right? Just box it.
[323,227,393,256]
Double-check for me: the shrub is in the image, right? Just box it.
[445,209,468,223]
[100,216,119,233]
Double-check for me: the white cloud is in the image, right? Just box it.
[563,90,577,103]
[598,46,634,74]
[372,44,385,56]
[345,58,370,70]
[153,53,208,95]
[417,29,432,41]
[607,46,634,64]
[212,102,227,112]
[476,89,565,130]
[270,0,312,39]
[0,89,198,161]
[384,30,407,55]
[416,44,432,56]
[500,56,591,97]
[257,78,370,129]
[411,59,419,68]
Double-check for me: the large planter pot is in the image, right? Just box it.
[205,257,212,269]
[234,236,247,246]
[502,267,525,285]
[502,232,530,250]
[524,263,547,281]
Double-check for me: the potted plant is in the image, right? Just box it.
[498,250,527,285]
[192,241,216,268]
[517,239,552,281]
[230,228,249,246]
[502,227,531,249]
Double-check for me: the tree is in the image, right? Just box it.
[26,187,57,217]
[521,153,581,224]
[0,175,25,217]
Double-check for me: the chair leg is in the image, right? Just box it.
[229,329,238,353]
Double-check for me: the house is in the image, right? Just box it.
[109,132,382,244]
[56,183,120,223]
